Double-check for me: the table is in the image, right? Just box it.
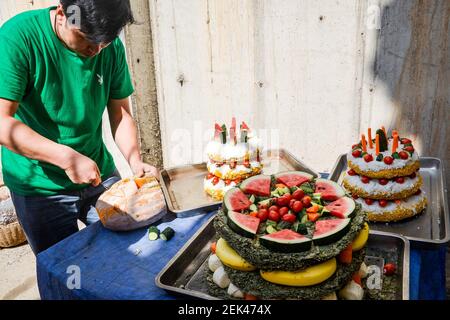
[36,209,446,300]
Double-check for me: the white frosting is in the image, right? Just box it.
[203,177,236,193]
[348,139,419,172]
[355,192,426,214]
[344,172,420,194]
[207,160,262,177]
[205,134,263,161]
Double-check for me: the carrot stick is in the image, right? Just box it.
[361,134,367,152]
[376,134,380,155]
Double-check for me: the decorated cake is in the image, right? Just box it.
[206,171,371,300]
[343,127,427,222]
[204,119,263,200]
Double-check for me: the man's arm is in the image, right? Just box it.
[0,98,101,186]
[107,97,158,178]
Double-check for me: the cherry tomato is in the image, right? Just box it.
[210,242,216,253]
[379,199,388,207]
[283,194,292,202]
[289,199,296,209]
[269,205,279,212]
[383,263,396,276]
[404,146,414,153]
[384,156,394,165]
[361,176,371,184]
[282,213,296,223]
[352,150,362,158]
[268,211,280,222]
[292,200,303,213]
[364,154,374,162]
[276,196,289,207]
[395,177,405,184]
[347,169,357,176]
[279,207,289,216]
[257,209,269,222]
[398,151,409,160]
[365,198,374,205]
[379,178,389,185]
[302,196,312,208]
[292,189,305,200]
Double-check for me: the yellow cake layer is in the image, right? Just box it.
[367,197,427,222]
[348,160,420,179]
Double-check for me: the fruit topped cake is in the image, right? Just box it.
[343,127,427,222]
[204,119,263,201]
[207,171,370,300]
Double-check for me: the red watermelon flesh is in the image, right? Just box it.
[314,179,345,201]
[240,175,271,197]
[313,218,351,245]
[325,197,356,219]
[228,211,260,237]
[224,188,252,211]
[263,229,306,240]
[275,171,313,188]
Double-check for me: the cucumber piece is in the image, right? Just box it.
[277,221,292,230]
[160,227,175,241]
[148,226,160,241]
[300,183,314,195]
[266,220,278,228]
[296,223,308,235]
[249,195,256,203]
[277,187,290,195]
[271,191,281,198]
[301,214,309,224]
[249,204,258,212]
[266,225,277,234]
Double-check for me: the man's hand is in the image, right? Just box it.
[130,158,159,178]
[61,148,102,186]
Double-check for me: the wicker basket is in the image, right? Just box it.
[0,221,27,248]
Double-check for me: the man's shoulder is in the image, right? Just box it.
[0,8,47,42]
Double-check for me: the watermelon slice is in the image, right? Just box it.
[227,211,260,238]
[325,197,356,219]
[274,171,313,188]
[312,218,351,246]
[223,188,252,212]
[314,179,346,201]
[259,229,312,253]
[240,175,271,197]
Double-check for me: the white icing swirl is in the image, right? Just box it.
[343,172,420,194]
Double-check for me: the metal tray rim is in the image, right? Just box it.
[329,154,450,245]
[155,215,410,300]
[159,148,321,215]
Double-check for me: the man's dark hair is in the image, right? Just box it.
[60,0,134,44]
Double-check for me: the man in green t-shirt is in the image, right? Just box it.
[0,0,158,254]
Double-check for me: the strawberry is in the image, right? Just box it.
[379,178,389,185]
[395,177,405,184]
[379,199,388,207]
[383,156,394,165]
[224,179,232,186]
[361,176,370,184]
[207,173,215,180]
[352,150,362,158]
[404,146,414,153]
[212,177,220,185]
[383,263,396,276]
[398,151,409,160]
[347,169,357,176]
[401,138,411,144]
[364,154,374,162]
[352,193,359,199]
[365,198,374,205]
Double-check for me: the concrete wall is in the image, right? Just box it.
[150,0,449,186]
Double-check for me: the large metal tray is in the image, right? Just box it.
[328,155,449,248]
[159,149,319,217]
[155,215,410,300]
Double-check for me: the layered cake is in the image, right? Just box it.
[343,127,427,222]
[206,171,370,300]
[204,119,263,200]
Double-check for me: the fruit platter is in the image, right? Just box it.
[156,171,410,300]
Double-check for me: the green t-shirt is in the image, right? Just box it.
[0,7,134,196]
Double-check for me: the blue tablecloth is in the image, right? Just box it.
[36,209,447,300]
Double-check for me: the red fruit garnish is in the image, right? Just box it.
[207,173,215,179]
[243,160,251,168]
[352,150,362,158]
[269,205,279,212]
[399,151,409,160]
[301,196,312,208]
[364,154,374,162]
[379,178,389,185]
[352,273,362,286]
[383,263,396,276]
[292,189,305,201]
[212,177,220,185]
[292,201,304,213]
[384,156,394,165]
[210,242,217,253]
[224,179,232,186]
[401,138,411,144]
[347,169,357,176]
[249,212,258,217]
[404,146,414,153]
[415,189,422,196]
[244,293,258,300]
[275,183,287,189]
[276,196,289,207]
[395,177,405,184]
[268,211,280,222]
[409,172,417,179]
[257,209,269,222]
[279,207,289,216]
[352,144,359,149]
[289,199,296,209]
[283,194,292,202]
[352,193,359,199]
[365,198,374,205]
[379,200,388,207]
[361,176,370,184]
[307,213,320,222]
[282,213,296,223]
[395,200,402,205]
[234,177,242,184]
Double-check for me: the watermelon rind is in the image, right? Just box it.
[240,175,272,197]
[227,211,260,238]
[312,218,351,246]
[223,188,252,213]
[274,171,314,188]
[314,179,346,201]
[259,229,312,253]
[325,197,356,219]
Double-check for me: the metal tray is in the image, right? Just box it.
[328,155,449,248]
[159,149,319,217]
[155,215,410,300]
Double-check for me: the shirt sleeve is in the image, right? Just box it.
[109,38,134,100]
[0,35,29,102]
